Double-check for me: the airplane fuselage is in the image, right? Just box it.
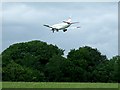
[51,23,71,30]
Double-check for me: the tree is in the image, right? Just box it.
[92,55,119,82]
[2,61,45,81]
[109,56,119,82]
[67,46,107,82]
[2,40,64,81]
[2,40,118,82]
[0,54,2,81]
[2,40,64,67]
[44,55,66,82]
[92,60,111,82]
[67,46,107,66]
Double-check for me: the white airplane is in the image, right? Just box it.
[43,18,80,33]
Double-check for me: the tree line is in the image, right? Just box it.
[1,40,120,82]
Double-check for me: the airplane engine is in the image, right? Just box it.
[63,29,67,32]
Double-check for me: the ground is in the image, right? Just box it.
[2,82,118,88]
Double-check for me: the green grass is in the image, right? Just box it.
[2,82,118,88]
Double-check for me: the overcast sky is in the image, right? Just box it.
[2,2,118,59]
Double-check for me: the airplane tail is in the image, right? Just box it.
[63,17,72,24]
[63,17,79,24]
[66,17,72,23]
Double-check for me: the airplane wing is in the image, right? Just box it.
[71,22,79,24]
[43,24,53,28]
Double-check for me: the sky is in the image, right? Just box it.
[2,2,118,59]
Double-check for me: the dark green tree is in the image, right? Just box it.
[2,61,45,81]
[2,40,64,81]
[92,55,119,82]
[2,40,64,67]
[92,60,110,82]
[2,40,118,82]
[45,55,66,82]
[44,54,79,82]
[109,56,119,82]
[67,46,107,82]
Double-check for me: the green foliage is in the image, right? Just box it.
[109,56,120,82]
[93,56,119,82]
[2,40,119,82]
[2,61,45,81]
[45,55,66,82]
[67,46,107,65]
[2,40,64,82]
[67,46,108,82]
[2,40,63,67]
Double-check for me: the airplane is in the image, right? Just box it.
[43,17,80,33]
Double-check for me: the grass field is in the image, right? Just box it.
[2,82,118,88]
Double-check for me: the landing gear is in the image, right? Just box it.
[52,28,55,33]
[52,28,59,33]
[56,29,59,32]
[63,29,67,32]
